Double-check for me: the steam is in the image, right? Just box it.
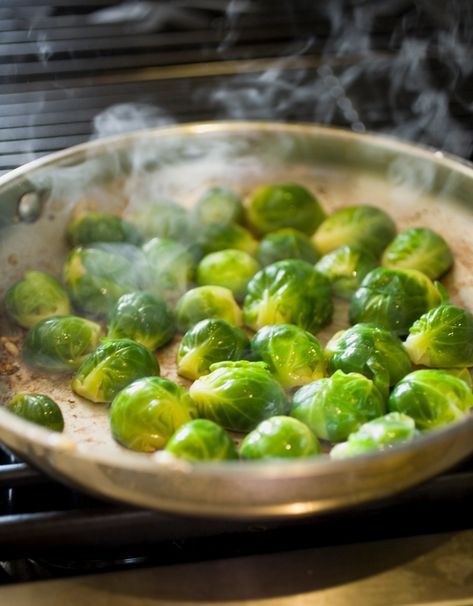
[90,1,472,160]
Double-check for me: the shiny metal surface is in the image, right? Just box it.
[0,122,473,518]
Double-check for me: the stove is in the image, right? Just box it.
[1,0,473,600]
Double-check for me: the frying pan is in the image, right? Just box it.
[1,122,473,519]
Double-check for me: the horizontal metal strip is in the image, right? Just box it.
[0,24,318,56]
[0,55,369,96]
[0,42,298,79]
[0,121,92,140]
[0,0,115,7]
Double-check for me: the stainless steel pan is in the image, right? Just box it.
[1,122,473,519]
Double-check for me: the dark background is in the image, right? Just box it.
[1,0,472,177]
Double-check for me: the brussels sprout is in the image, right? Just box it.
[382,227,453,279]
[193,186,244,226]
[246,183,325,236]
[142,237,195,303]
[66,211,142,247]
[198,223,258,256]
[330,412,417,460]
[404,304,473,368]
[107,292,175,350]
[110,376,197,452]
[165,419,238,461]
[251,324,325,389]
[325,323,411,397]
[349,268,441,336]
[315,245,378,299]
[72,338,159,403]
[126,200,192,243]
[189,361,289,432]
[23,315,101,372]
[388,369,473,430]
[291,370,385,443]
[196,249,260,301]
[4,271,71,329]
[256,228,320,266]
[240,416,321,460]
[6,393,64,432]
[175,286,242,332]
[312,205,396,257]
[243,260,333,334]
[444,368,473,388]
[63,247,139,315]
[177,319,250,380]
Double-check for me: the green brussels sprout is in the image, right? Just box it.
[63,247,139,315]
[198,223,258,256]
[107,292,175,350]
[66,211,142,247]
[165,419,238,461]
[251,324,325,389]
[175,286,242,332]
[312,205,396,257]
[110,376,197,452]
[72,338,159,403]
[246,183,326,236]
[193,186,244,226]
[240,416,321,460]
[291,370,385,443]
[404,304,473,368]
[349,268,441,336]
[325,323,411,397]
[315,245,378,299]
[189,361,289,432]
[126,200,193,243]
[142,237,195,303]
[243,260,333,334]
[6,393,64,432]
[388,369,473,430]
[177,319,250,381]
[256,228,320,267]
[330,412,417,460]
[196,249,260,301]
[381,227,453,279]
[443,368,473,388]
[23,315,101,372]
[4,271,71,329]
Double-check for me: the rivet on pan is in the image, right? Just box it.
[18,191,43,223]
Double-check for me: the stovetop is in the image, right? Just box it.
[1,0,473,593]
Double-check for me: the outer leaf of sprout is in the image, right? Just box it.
[108,292,175,350]
[243,259,333,334]
[404,304,473,367]
[5,271,71,329]
[189,361,289,432]
[7,393,64,432]
[251,323,325,389]
[72,338,159,403]
[175,286,242,332]
[246,183,326,236]
[177,319,250,381]
[291,370,386,443]
[110,376,197,452]
[381,227,453,279]
[388,369,473,430]
[165,419,238,461]
[240,416,321,460]
[196,249,260,301]
[23,315,101,372]
[349,267,441,336]
[312,205,396,257]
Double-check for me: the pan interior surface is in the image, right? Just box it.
[0,122,473,518]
